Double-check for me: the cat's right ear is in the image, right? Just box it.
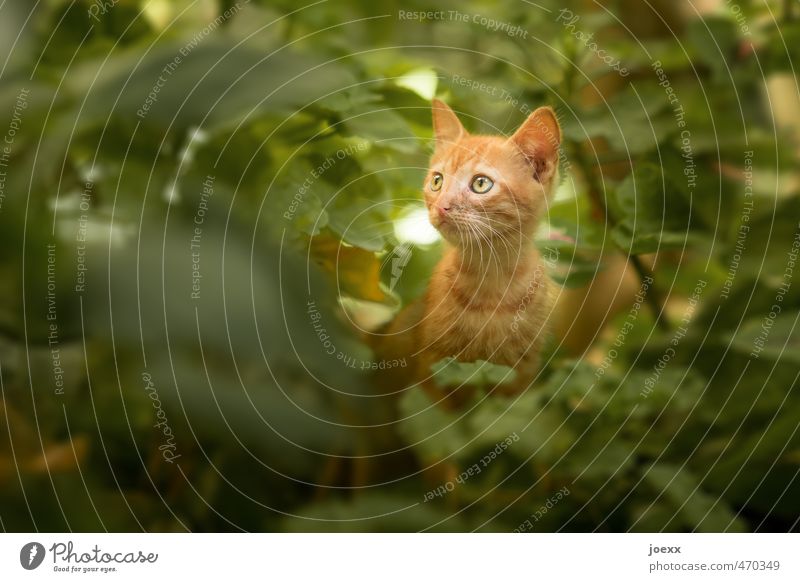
[509,106,561,183]
[432,99,465,148]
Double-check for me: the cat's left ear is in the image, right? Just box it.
[509,106,561,183]
[432,99,465,147]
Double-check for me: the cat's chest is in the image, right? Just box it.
[423,272,550,360]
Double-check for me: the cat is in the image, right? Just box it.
[373,99,561,406]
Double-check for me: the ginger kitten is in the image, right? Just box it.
[377,99,561,404]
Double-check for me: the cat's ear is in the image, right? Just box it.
[432,99,465,147]
[509,106,561,183]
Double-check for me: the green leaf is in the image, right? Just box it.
[69,38,356,133]
[270,160,331,237]
[610,163,695,255]
[397,389,472,462]
[325,175,394,252]
[343,106,420,153]
[282,493,470,532]
[430,357,517,389]
[644,464,747,532]
[728,311,800,364]
[686,16,741,80]
[467,391,576,465]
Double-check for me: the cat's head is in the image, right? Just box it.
[423,99,561,248]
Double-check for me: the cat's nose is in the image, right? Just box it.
[437,205,450,217]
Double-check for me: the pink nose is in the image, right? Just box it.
[437,206,450,217]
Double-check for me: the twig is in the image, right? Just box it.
[570,142,669,331]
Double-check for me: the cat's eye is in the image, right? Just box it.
[430,172,443,191]
[470,175,494,194]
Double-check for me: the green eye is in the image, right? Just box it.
[471,175,494,194]
[430,172,443,191]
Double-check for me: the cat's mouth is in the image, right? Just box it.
[430,211,456,232]
[431,213,477,243]
[429,208,494,244]
[436,220,456,235]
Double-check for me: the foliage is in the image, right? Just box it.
[0,0,798,532]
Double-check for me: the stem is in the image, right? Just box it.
[570,142,669,331]
[557,23,669,331]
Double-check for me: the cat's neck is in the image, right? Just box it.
[445,236,541,288]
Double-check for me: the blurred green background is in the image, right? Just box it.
[0,0,799,532]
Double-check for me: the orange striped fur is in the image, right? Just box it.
[376,100,561,404]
